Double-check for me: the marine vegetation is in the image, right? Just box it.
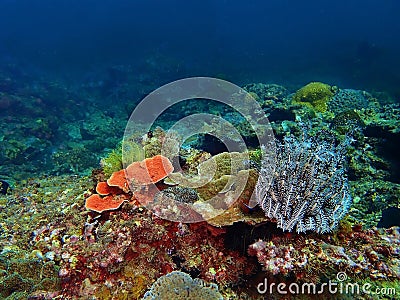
[100,146,124,178]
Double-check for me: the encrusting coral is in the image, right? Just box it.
[162,151,266,225]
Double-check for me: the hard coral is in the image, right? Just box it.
[142,126,180,159]
[328,88,374,114]
[292,82,335,113]
[165,151,263,225]
[142,271,223,300]
[86,171,132,213]
[85,155,174,213]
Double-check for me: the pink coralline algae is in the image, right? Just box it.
[248,240,307,276]
[248,226,400,282]
[59,209,257,298]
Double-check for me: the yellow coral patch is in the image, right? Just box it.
[292,82,335,113]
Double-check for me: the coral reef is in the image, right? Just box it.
[0,253,60,299]
[142,127,181,159]
[239,82,399,230]
[84,155,174,213]
[165,151,265,225]
[2,144,399,299]
[154,186,199,204]
[243,83,289,105]
[359,103,400,133]
[142,271,223,300]
[1,74,399,300]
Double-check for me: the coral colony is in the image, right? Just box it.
[142,271,223,300]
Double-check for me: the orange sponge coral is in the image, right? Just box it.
[107,169,129,192]
[126,155,173,186]
[85,194,128,213]
[85,155,173,213]
[95,181,123,196]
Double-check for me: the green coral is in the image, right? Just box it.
[292,82,335,113]
[101,140,144,177]
[332,109,365,134]
[198,152,251,181]
[101,145,123,178]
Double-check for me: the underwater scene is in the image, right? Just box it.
[0,1,399,299]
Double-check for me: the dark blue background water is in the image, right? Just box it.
[0,0,399,96]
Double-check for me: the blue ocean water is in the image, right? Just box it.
[0,0,399,95]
